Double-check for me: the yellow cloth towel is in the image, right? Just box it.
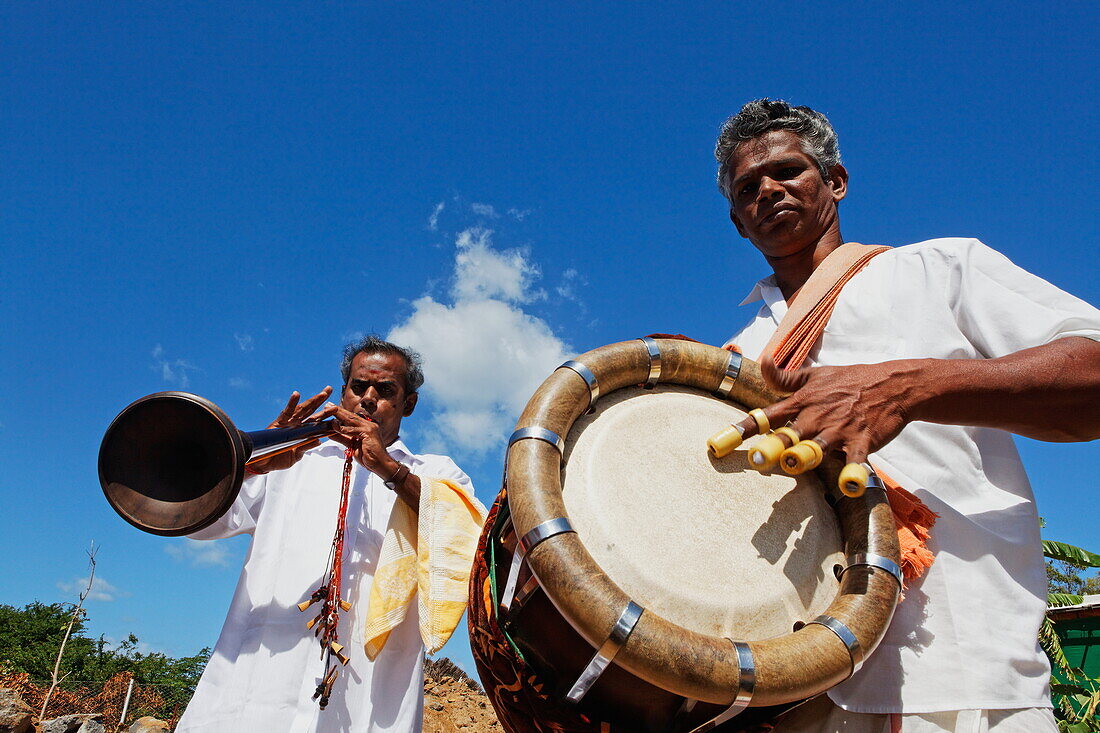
[363,477,487,659]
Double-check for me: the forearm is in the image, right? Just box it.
[393,472,421,512]
[903,337,1100,442]
[377,457,421,512]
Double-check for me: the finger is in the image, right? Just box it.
[296,387,334,416]
[761,356,813,395]
[327,432,353,448]
[760,397,800,433]
[332,405,376,426]
[279,391,302,419]
[805,428,843,456]
[843,437,871,467]
[307,402,340,422]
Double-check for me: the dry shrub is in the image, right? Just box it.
[0,670,183,728]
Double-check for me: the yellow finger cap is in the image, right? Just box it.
[748,408,771,435]
[748,433,786,471]
[780,440,824,475]
[707,425,744,458]
[838,463,870,498]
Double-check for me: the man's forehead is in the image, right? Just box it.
[348,352,406,381]
[729,130,809,176]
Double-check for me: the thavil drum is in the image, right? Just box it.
[469,338,901,732]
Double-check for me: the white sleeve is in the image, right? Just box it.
[946,238,1100,358]
[188,472,268,540]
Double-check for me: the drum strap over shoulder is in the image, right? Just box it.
[763,242,891,372]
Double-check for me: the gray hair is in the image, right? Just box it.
[340,335,425,394]
[715,98,841,200]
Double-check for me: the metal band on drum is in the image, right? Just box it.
[714,350,743,398]
[508,426,565,455]
[565,601,644,704]
[809,614,864,676]
[500,517,575,615]
[559,360,600,410]
[682,640,755,733]
[842,552,904,589]
[639,337,662,388]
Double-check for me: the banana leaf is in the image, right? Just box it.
[1045,540,1100,568]
[1051,593,1087,608]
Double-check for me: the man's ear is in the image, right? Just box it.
[730,208,747,237]
[403,392,418,417]
[828,163,848,203]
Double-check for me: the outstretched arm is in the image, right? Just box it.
[759,336,1100,467]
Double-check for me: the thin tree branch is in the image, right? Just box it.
[41,542,97,719]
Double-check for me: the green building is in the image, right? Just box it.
[1050,594,1100,679]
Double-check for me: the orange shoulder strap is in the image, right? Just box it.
[762,242,891,371]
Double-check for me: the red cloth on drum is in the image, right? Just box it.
[644,333,742,354]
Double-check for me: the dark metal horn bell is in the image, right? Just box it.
[98,391,334,536]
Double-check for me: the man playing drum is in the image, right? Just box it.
[714,99,1100,732]
[175,335,479,733]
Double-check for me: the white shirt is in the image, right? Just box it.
[727,238,1100,714]
[175,438,473,733]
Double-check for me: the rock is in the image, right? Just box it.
[0,687,35,733]
[39,713,106,733]
[128,717,170,732]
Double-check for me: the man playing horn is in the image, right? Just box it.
[715,99,1100,732]
[175,335,482,733]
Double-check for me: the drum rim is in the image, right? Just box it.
[504,338,901,709]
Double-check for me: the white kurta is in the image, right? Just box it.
[726,238,1100,714]
[175,438,473,733]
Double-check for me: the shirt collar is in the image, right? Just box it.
[387,437,415,462]
[740,273,788,324]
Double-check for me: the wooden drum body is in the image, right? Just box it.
[469,339,901,733]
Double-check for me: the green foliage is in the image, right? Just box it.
[1051,593,1087,608]
[1043,539,1100,732]
[1045,541,1100,569]
[0,602,209,692]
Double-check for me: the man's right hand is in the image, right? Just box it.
[246,386,336,474]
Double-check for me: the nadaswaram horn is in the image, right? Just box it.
[98,391,336,536]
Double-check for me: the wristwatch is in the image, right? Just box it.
[384,463,411,490]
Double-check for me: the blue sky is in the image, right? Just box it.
[1,3,1096,679]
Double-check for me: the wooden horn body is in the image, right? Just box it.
[98,391,335,537]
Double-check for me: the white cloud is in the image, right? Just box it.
[151,345,199,388]
[389,228,571,457]
[235,333,254,352]
[57,576,126,602]
[470,203,499,219]
[164,539,233,568]
[452,227,544,304]
[228,377,251,389]
[507,207,532,221]
[427,201,445,231]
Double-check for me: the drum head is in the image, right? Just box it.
[561,384,842,642]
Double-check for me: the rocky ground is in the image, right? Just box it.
[0,659,502,732]
[422,658,502,732]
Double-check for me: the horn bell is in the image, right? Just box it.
[98,391,248,537]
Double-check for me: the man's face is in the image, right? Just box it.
[340,351,418,447]
[725,130,847,259]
